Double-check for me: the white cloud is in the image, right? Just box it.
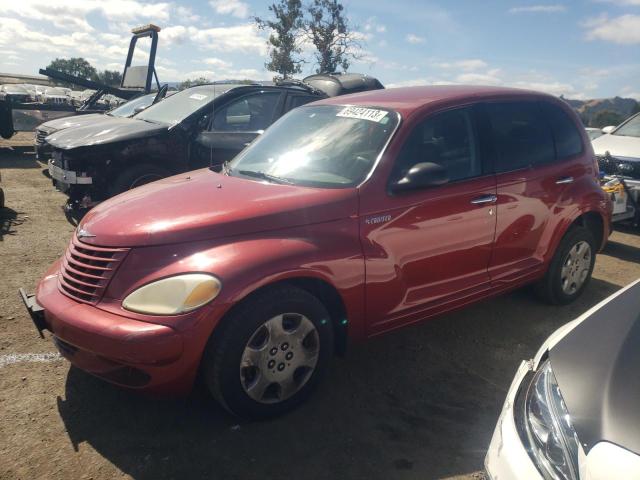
[513,80,583,98]
[456,69,503,85]
[509,4,566,13]
[1,0,170,30]
[406,33,426,44]
[433,59,488,71]
[176,6,200,23]
[209,0,249,18]
[584,14,640,45]
[203,57,233,69]
[162,24,266,55]
[364,18,387,33]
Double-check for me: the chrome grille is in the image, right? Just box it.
[58,234,129,304]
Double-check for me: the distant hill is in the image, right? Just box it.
[564,96,640,128]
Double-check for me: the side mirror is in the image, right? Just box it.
[390,162,449,193]
[601,126,616,134]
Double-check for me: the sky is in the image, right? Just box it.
[0,0,639,100]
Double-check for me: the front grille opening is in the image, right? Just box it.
[57,235,129,304]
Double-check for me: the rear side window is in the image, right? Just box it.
[285,94,319,112]
[486,102,555,172]
[213,92,281,132]
[393,107,480,183]
[540,102,583,159]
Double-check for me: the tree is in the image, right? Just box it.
[255,0,305,79]
[592,110,624,128]
[306,0,360,73]
[632,100,640,115]
[97,70,122,87]
[178,77,210,90]
[46,58,98,87]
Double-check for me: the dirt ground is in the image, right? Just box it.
[1,132,639,480]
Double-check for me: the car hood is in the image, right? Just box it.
[77,168,358,247]
[549,279,640,455]
[592,133,640,159]
[46,116,167,150]
[38,113,105,134]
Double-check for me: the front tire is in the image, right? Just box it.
[110,164,169,195]
[535,226,596,305]
[203,285,334,419]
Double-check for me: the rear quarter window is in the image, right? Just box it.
[540,102,583,159]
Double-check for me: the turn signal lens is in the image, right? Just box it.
[122,274,221,315]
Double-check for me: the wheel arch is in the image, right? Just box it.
[548,208,608,261]
[213,275,350,356]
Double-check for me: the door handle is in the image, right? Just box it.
[556,176,574,185]
[470,194,498,205]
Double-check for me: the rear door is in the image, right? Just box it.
[191,90,285,169]
[484,100,584,286]
[363,105,498,334]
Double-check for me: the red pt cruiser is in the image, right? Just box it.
[22,86,611,419]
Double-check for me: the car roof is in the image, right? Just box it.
[313,84,552,117]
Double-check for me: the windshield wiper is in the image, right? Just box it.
[238,170,294,185]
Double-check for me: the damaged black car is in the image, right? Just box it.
[45,73,383,210]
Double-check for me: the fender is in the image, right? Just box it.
[542,183,611,266]
[101,218,366,339]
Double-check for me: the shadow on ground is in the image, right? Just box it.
[0,146,40,169]
[0,207,25,241]
[56,278,622,480]
[603,240,640,263]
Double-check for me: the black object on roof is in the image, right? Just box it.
[302,73,384,97]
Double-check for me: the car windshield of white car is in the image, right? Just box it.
[228,105,399,188]
[614,115,640,138]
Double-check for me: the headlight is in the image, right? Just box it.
[523,360,580,480]
[122,273,221,315]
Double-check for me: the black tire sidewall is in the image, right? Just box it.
[205,286,334,419]
[544,227,596,305]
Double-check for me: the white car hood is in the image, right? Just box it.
[591,134,640,158]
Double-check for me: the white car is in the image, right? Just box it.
[585,127,603,141]
[592,113,640,160]
[42,87,69,105]
[485,279,640,480]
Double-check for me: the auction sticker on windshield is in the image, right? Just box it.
[337,106,388,123]
[189,94,208,101]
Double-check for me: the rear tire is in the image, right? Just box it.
[202,285,334,420]
[535,226,596,305]
[110,164,169,195]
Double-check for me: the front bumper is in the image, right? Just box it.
[22,268,205,395]
[485,360,542,480]
[48,159,93,185]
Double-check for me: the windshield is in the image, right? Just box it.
[109,93,155,118]
[228,105,400,188]
[614,114,640,138]
[135,84,243,125]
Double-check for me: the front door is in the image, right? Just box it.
[362,106,497,335]
[191,91,284,169]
